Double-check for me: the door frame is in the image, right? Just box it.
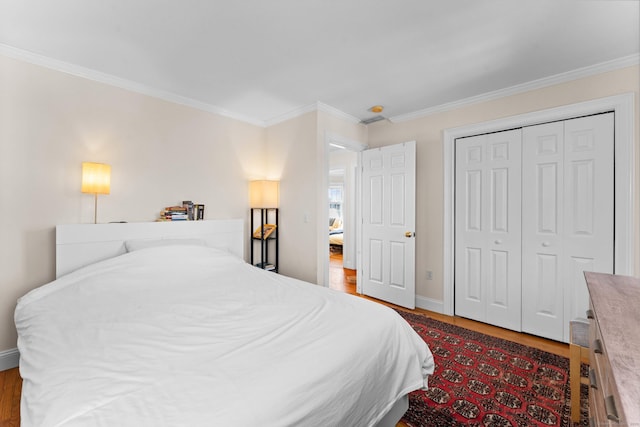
[443,93,635,316]
[318,132,368,288]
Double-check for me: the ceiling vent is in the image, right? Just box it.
[360,115,386,125]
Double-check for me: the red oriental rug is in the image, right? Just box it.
[396,310,588,427]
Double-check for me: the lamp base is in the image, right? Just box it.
[94,193,98,224]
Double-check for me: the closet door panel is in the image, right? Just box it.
[562,113,614,338]
[455,134,487,322]
[455,130,522,330]
[485,131,521,330]
[522,113,614,342]
[489,249,509,306]
[534,253,561,315]
[522,122,565,341]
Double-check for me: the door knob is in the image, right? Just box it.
[542,242,551,247]
[405,231,415,238]
[494,239,502,244]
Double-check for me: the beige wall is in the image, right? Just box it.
[264,110,367,284]
[367,65,640,304]
[0,55,265,352]
[264,111,318,283]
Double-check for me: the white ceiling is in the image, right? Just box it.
[1,1,638,126]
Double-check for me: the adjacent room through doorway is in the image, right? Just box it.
[328,146,358,292]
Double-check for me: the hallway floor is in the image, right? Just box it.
[329,251,356,294]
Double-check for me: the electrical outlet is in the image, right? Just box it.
[426,270,433,280]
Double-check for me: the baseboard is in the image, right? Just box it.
[0,348,19,371]
[415,295,444,314]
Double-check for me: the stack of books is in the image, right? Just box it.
[160,206,189,221]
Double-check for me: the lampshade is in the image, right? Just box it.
[81,162,111,195]
[249,180,279,208]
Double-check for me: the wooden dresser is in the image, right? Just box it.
[585,272,640,426]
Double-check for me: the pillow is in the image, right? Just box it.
[124,238,206,253]
[330,218,342,230]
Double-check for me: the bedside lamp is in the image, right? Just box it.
[249,180,279,208]
[249,180,279,273]
[81,162,111,224]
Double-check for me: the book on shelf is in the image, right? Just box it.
[182,200,195,220]
[194,204,205,220]
[169,214,188,220]
[255,262,276,271]
[165,205,187,212]
[162,206,187,215]
[252,224,277,240]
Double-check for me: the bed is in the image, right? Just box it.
[329,229,343,246]
[15,219,434,427]
[329,217,343,248]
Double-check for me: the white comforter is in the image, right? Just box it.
[15,246,434,427]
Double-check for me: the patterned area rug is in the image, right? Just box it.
[396,310,588,427]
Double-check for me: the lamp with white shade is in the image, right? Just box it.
[81,162,111,224]
[249,180,279,208]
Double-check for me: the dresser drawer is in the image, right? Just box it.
[588,302,625,425]
[588,387,608,427]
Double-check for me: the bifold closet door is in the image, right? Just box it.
[521,113,614,342]
[455,129,522,331]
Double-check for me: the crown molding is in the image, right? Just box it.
[0,44,361,128]
[3,43,636,129]
[316,102,362,124]
[262,103,318,127]
[389,54,640,123]
[263,101,361,127]
[0,44,266,127]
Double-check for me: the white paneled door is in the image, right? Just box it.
[522,113,614,341]
[455,129,523,331]
[521,121,566,340]
[362,141,416,309]
[455,112,614,342]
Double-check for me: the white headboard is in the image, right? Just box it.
[56,219,245,278]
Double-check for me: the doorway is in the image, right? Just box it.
[328,148,358,292]
[321,133,368,291]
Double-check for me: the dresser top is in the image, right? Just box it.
[585,271,640,425]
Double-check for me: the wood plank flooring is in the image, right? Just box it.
[0,367,20,427]
[0,254,569,426]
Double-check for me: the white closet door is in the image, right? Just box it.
[522,113,614,342]
[522,122,565,341]
[562,113,614,339]
[455,129,522,330]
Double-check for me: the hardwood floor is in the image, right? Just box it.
[0,367,20,427]
[0,254,569,425]
[330,249,357,294]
